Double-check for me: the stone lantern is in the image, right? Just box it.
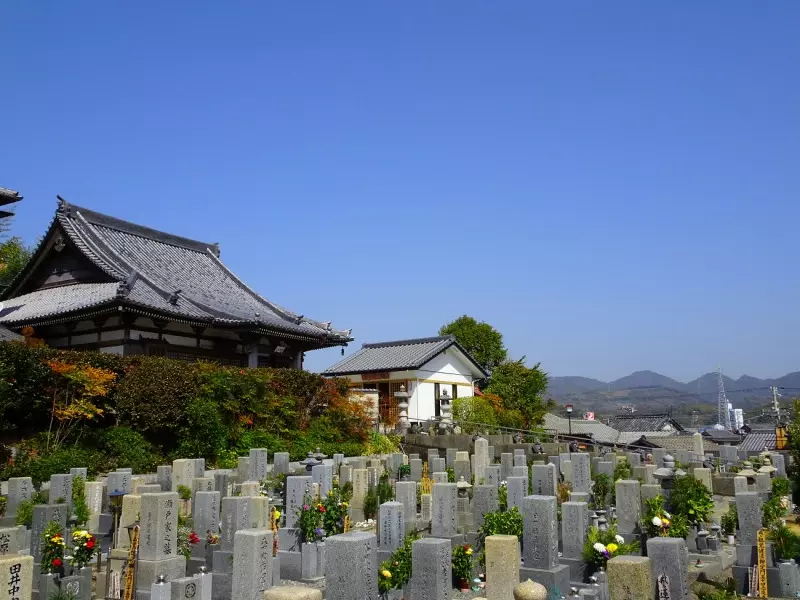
[738,461,757,485]
[653,453,685,501]
[300,452,321,472]
[758,454,777,477]
[439,389,452,433]
[394,384,410,433]
[456,476,472,498]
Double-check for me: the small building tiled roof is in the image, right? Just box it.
[640,435,720,452]
[702,429,742,444]
[607,414,683,433]
[616,430,676,446]
[0,199,351,346]
[738,431,777,452]
[0,324,22,342]
[323,335,488,377]
[543,413,622,445]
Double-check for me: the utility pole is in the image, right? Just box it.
[770,386,782,422]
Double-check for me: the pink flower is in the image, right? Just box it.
[303,504,310,510]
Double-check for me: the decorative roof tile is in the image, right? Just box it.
[323,336,488,377]
[607,414,683,433]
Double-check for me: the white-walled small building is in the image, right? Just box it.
[323,335,488,426]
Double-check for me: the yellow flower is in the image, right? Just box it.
[607,543,618,553]
[381,570,392,578]
[275,510,281,519]
[465,548,473,555]
[662,518,670,526]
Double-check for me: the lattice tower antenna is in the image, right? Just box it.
[717,366,731,430]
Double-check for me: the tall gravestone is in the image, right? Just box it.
[472,485,498,530]
[5,478,32,522]
[49,474,73,508]
[172,460,195,495]
[248,449,269,483]
[615,480,641,537]
[138,492,186,593]
[395,482,416,532]
[570,453,591,493]
[0,554,34,600]
[646,538,689,600]
[454,452,471,483]
[474,437,489,483]
[284,476,312,529]
[220,498,252,552]
[506,476,527,512]
[31,505,67,564]
[521,495,570,595]
[157,466,173,492]
[531,464,557,496]
[409,459,423,482]
[485,535,519,600]
[311,464,333,498]
[431,483,457,539]
[273,453,290,476]
[378,502,405,553]
[484,465,501,488]
[325,532,378,600]
[194,492,221,538]
[500,453,513,480]
[232,529,273,600]
[409,538,451,600]
[445,448,457,469]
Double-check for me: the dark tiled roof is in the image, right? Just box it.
[738,432,777,452]
[543,413,622,444]
[0,324,22,342]
[702,429,742,443]
[0,187,23,206]
[323,336,488,377]
[607,414,683,433]
[642,435,720,452]
[0,200,351,345]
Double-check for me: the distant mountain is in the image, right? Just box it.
[547,376,606,397]
[609,370,684,392]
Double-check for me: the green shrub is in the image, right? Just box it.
[453,396,497,433]
[1,443,103,485]
[177,485,192,501]
[669,475,714,524]
[363,490,378,520]
[16,492,47,527]
[176,397,228,460]
[591,473,611,509]
[72,476,90,527]
[94,427,161,473]
[721,504,738,536]
[477,506,523,564]
[376,472,393,505]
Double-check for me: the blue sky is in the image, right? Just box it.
[2,2,798,382]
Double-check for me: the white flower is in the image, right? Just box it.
[593,542,606,553]
[663,512,671,519]
[615,535,624,544]
[652,517,662,527]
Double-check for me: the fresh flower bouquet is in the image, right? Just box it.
[296,492,325,543]
[177,526,200,560]
[41,522,66,574]
[69,530,97,569]
[642,496,689,539]
[582,525,639,569]
[321,489,349,537]
[452,544,474,587]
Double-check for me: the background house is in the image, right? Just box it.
[323,335,488,426]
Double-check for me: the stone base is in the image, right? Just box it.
[560,557,588,583]
[272,554,281,587]
[520,564,571,596]
[731,565,781,596]
[0,516,16,527]
[430,534,466,547]
[211,572,232,600]
[211,550,234,574]
[777,560,800,597]
[278,550,301,581]
[135,556,187,591]
[687,553,722,579]
[187,557,206,576]
[735,543,775,567]
[278,528,302,553]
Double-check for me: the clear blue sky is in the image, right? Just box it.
[2,2,799,382]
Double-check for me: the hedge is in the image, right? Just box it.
[0,342,374,483]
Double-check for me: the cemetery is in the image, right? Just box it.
[2,421,800,600]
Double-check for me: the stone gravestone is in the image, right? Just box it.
[0,554,34,600]
[395,482,417,532]
[652,448,665,469]
[0,528,20,556]
[512,466,528,478]
[472,485,498,530]
[157,466,173,492]
[137,492,186,593]
[409,459,423,482]
[311,465,333,498]
[172,459,195,494]
[49,474,73,508]
[615,480,641,538]
[248,449,269,482]
[171,576,199,600]
[474,437,490,483]
[31,505,67,563]
[736,492,762,547]
[284,476,312,529]
[732,475,748,495]
[500,453,513,480]
[693,468,713,491]
[484,465,501,488]
[427,449,439,471]
[607,555,653,600]
[378,502,404,554]
[5,478,32,523]
[520,495,570,595]
[646,538,689,600]
[69,467,88,480]
[506,476,527,512]
[220,498,252,552]
[445,448,457,469]
[408,538,451,600]
[273,452,290,476]
[429,457,445,475]
[431,483,457,539]
[570,453,591,493]
[325,531,378,600]
[514,453,526,468]
[773,453,786,477]
[485,534,519,600]
[561,501,589,560]
[351,469,369,521]
[232,529,273,600]
[194,492,221,538]
[108,471,132,495]
[454,452,471,483]
[432,473,448,484]
[531,464,557,496]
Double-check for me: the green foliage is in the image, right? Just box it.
[376,471,393,505]
[0,496,5,517]
[0,237,31,288]
[364,432,400,455]
[591,473,611,509]
[721,504,738,536]
[582,525,639,569]
[177,485,192,501]
[320,488,349,537]
[446,466,455,483]
[397,464,410,478]
[296,492,324,542]
[378,532,420,592]
[176,396,228,460]
[1,442,103,485]
[451,544,474,582]
[768,523,800,560]
[15,492,47,527]
[498,482,508,511]
[693,577,740,600]
[453,396,498,433]
[771,475,792,497]
[363,490,378,520]
[485,360,553,427]
[439,315,508,379]
[71,476,90,527]
[642,495,690,538]
[669,475,714,524]
[93,427,161,473]
[477,506,523,565]
[41,521,65,573]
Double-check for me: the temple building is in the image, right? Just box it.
[0,197,351,367]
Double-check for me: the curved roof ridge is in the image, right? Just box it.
[63,212,130,279]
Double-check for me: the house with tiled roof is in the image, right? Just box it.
[323,335,487,425]
[0,197,351,367]
[607,414,683,433]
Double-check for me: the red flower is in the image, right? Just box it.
[52,559,62,568]
[189,532,200,544]
[318,506,326,513]
[86,540,95,549]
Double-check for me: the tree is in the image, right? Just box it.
[786,399,800,501]
[0,237,30,288]
[439,315,508,381]
[485,360,553,427]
